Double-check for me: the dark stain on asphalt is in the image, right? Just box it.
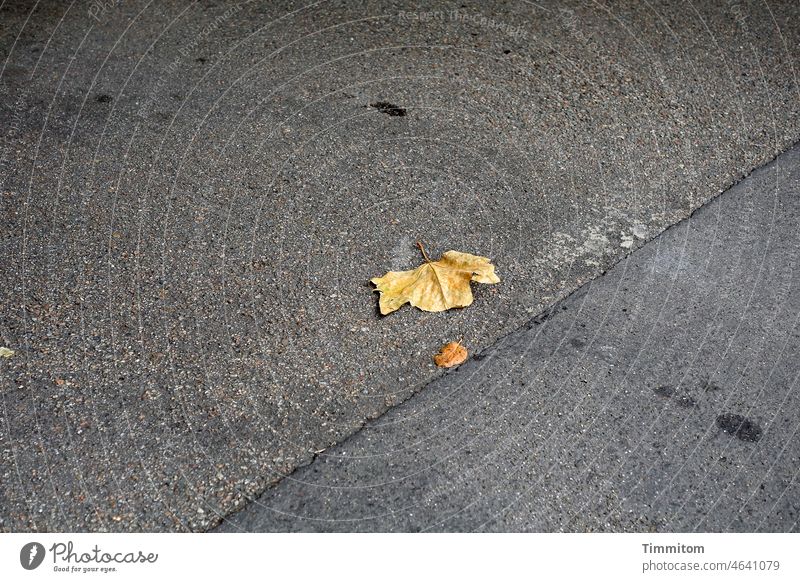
[674,395,697,408]
[702,378,721,392]
[716,413,762,442]
[370,101,406,117]
[570,338,585,349]
[95,94,112,103]
[526,305,556,327]
[653,385,675,398]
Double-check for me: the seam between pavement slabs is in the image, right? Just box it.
[209,138,800,532]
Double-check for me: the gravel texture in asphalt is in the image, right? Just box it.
[1,0,799,531]
[219,141,800,532]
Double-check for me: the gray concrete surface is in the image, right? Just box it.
[219,141,800,532]
[1,0,799,531]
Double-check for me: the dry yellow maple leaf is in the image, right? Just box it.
[434,341,468,368]
[371,242,500,315]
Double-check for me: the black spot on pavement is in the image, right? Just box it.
[526,306,556,327]
[675,395,697,408]
[570,338,585,349]
[370,101,406,117]
[503,49,511,54]
[702,379,721,392]
[653,385,675,398]
[96,94,112,103]
[716,413,762,442]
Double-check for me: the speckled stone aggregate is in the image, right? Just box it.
[1,0,799,531]
[220,141,800,532]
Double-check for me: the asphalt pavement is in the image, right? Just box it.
[1,0,800,531]
[219,141,800,532]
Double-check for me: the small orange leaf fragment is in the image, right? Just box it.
[434,341,468,368]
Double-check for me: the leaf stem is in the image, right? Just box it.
[416,240,432,263]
